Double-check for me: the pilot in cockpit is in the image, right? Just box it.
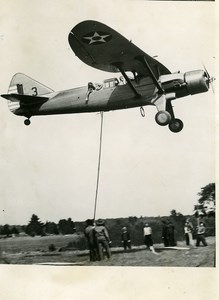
[86,82,96,104]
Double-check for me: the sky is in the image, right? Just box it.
[0,0,216,225]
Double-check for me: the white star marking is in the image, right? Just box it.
[83,32,111,44]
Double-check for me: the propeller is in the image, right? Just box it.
[202,63,215,94]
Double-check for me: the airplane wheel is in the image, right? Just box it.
[155,111,171,126]
[169,118,184,133]
[24,119,31,126]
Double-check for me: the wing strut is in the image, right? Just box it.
[136,56,164,94]
[114,63,141,98]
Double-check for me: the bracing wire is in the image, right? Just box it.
[93,111,104,221]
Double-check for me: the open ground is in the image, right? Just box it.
[0,235,215,267]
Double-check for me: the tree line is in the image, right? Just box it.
[0,183,215,244]
[0,214,76,237]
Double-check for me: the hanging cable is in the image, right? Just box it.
[93,111,104,221]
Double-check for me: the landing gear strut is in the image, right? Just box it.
[166,100,184,133]
[24,118,31,126]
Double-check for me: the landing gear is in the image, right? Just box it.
[168,118,184,133]
[24,118,31,126]
[155,110,171,126]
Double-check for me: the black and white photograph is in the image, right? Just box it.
[0,0,217,299]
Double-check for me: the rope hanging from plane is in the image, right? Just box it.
[93,111,104,221]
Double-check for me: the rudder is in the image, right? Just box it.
[8,73,54,96]
[6,73,54,113]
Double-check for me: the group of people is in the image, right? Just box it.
[121,224,157,254]
[184,218,207,247]
[84,218,111,261]
[84,217,208,261]
[121,222,171,254]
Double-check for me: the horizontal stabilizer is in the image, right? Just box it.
[1,93,48,105]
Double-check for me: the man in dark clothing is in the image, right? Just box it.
[84,219,98,261]
[121,227,131,250]
[168,221,177,246]
[162,220,170,247]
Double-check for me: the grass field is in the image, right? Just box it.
[0,234,215,267]
[0,233,83,253]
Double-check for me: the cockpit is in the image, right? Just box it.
[103,76,126,89]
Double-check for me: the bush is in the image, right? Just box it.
[48,244,56,251]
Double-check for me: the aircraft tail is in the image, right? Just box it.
[3,73,54,113]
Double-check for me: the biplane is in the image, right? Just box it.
[1,20,214,132]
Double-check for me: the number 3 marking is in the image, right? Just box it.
[32,87,38,96]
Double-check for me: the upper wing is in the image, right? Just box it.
[68,20,171,78]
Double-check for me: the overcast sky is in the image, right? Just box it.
[0,0,215,225]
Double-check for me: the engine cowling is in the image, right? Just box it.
[184,70,209,95]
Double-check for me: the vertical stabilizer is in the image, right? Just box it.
[8,73,54,95]
[7,73,54,113]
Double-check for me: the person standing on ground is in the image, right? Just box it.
[94,219,111,260]
[196,222,208,247]
[184,218,194,246]
[121,227,131,250]
[84,219,98,261]
[168,221,177,246]
[161,220,169,247]
[143,223,157,254]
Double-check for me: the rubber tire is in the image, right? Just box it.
[24,119,31,126]
[155,111,171,126]
[168,118,184,133]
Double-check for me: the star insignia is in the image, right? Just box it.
[82,31,111,45]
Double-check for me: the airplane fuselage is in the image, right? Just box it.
[14,77,156,117]
[12,69,209,119]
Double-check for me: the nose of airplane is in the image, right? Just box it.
[184,70,209,95]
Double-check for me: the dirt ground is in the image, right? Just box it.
[0,236,215,267]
